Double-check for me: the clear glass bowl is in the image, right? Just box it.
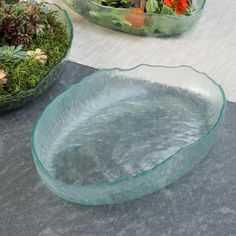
[0,4,73,112]
[64,0,206,36]
[32,65,226,205]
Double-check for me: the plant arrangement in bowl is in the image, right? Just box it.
[0,1,73,112]
[64,0,205,36]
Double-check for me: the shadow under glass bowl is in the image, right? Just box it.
[64,0,206,36]
[32,65,226,205]
[0,4,73,112]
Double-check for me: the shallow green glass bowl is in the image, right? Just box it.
[32,65,226,205]
[64,0,205,36]
[0,4,73,112]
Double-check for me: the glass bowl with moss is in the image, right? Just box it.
[63,0,205,36]
[0,2,73,112]
[32,65,226,205]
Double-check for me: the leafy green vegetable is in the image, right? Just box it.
[160,4,175,15]
[89,10,151,35]
[146,0,158,13]
[98,0,195,16]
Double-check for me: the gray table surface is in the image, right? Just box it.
[0,62,236,236]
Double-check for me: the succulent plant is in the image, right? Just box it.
[0,1,61,45]
[0,69,7,86]
[0,45,27,63]
[27,48,48,65]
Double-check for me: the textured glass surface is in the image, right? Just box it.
[63,0,205,36]
[0,4,73,112]
[32,65,226,205]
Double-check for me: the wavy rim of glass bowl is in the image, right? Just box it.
[0,4,73,105]
[87,0,206,18]
[32,64,226,188]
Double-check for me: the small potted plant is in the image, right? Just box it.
[64,0,205,36]
[0,1,73,111]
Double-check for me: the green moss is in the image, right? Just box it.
[0,25,69,100]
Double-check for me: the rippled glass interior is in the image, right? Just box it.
[32,65,226,205]
[63,0,206,36]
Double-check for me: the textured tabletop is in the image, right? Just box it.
[51,0,236,102]
[0,62,236,236]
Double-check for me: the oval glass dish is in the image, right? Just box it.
[0,4,73,112]
[32,65,226,205]
[64,0,206,36]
